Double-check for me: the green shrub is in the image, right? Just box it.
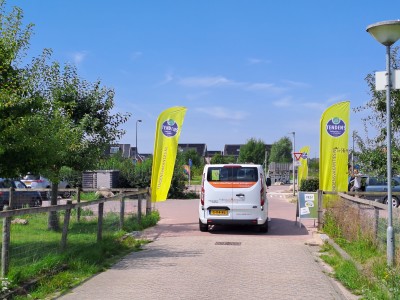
[299,178,319,192]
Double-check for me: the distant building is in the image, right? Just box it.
[206,150,223,157]
[106,144,151,161]
[178,143,207,157]
[223,144,243,160]
[106,144,131,158]
[268,162,291,184]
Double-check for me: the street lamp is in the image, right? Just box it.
[135,120,142,160]
[352,131,355,175]
[367,20,400,266]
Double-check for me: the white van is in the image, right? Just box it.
[199,164,269,232]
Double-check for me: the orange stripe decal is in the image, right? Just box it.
[209,181,256,188]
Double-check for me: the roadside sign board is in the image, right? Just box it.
[297,191,318,227]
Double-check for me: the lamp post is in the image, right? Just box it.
[135,119,142,161]
[367,20,400,266]
[290,132,295,196]
[352,131,355,175]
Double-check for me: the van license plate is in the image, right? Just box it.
[210,209,228,216]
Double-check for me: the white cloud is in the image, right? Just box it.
[70,51,88,65]
[160,71,174,85]
[273,96,292,107]
[247,58,271,65]
[130,51,143,60]
[247,82,287,93]
[326,94,349,104]
[196,106,248,121]
[178,76,236,88]
[302,102,326,111]
[282,80,311,88]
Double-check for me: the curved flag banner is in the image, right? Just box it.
[150,106,187,202]
[298,146,310,186]
[319,101,350,192]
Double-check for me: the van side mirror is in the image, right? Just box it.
[266,177,271,187]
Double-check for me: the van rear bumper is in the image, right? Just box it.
[205,219,262,225]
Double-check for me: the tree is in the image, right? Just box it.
[0,2,131,229]
[210,153,236,164]
[31,60,130,230]
[0,1,46,177]
[238,138,266,164]
[181,149,202,168]
[269,137,292,163]
[354,46,400,176]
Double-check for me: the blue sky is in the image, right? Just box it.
[7,0,400,157]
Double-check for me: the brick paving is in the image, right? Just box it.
[58,186,354,300]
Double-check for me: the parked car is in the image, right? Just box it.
[363,176,400,207]
[21,174,72,199]
[0,178,43,210]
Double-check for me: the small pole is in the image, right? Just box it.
[138,193,142,223]
[76,187,81,222]
[97,202,104,242]
[8,187,14,209]
[1,206,11,277]
[317,190,323,230]
[146,188,152,215]
[120,196,125,230]
[61,200,72,251]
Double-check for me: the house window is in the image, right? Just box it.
[110,147,120,154]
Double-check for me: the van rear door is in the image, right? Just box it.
[204,165,233,221]
[230,166,261,220]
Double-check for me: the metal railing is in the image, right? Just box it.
[318,190,400,261]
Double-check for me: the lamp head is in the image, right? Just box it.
[367,20,400,46]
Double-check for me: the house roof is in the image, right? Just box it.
[224,144,243,156]
[178,143,207,157]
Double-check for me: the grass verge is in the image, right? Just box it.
[321,204,400,299]
[1,210,160,299]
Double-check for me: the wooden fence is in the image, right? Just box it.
[0,188,151,277]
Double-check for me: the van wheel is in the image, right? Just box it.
[259,221,268,233]
[199,220,208,232]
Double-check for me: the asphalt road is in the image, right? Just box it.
[58,185,355,300]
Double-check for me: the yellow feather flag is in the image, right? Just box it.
[150,106,187,202]
[319,101,350,192]
[297,146,310,186]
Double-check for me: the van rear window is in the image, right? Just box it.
[207,167,258,182]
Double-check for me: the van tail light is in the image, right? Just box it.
[260,173,265,206]
[200,174,205,206]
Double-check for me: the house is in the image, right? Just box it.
[206,150,223,157]
[106,144,131,158]
[223,144,243,159]
[178,143,207,157]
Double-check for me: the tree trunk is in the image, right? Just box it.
[48,184,60,231]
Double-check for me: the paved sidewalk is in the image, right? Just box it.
[58,187,355,300]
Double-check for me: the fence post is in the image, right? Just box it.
[76,187,81,222]
[8,187,14,209]
[317,190,323,230]
[97,202,104,242]
[146,188,152,215]
[138,193,142,223]
[1,206,11,277]
[61,200,72,251]
[373,207,380,242]
[120,196,125,230]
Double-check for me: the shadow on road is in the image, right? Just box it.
[207,218,310,236]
